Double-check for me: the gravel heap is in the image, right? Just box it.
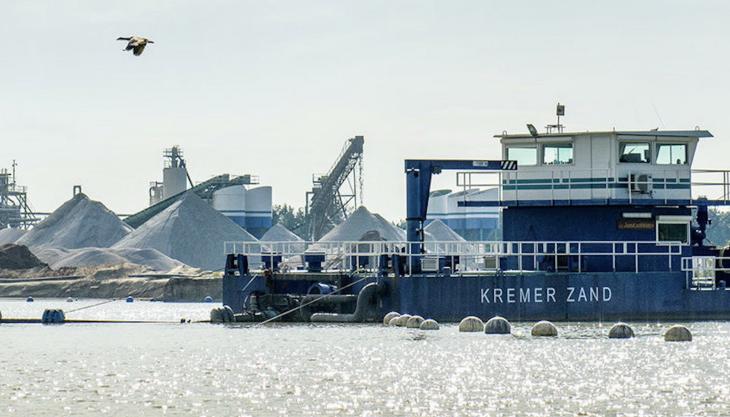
[424,219,465,241]
[261,223,305,253]
[318,206,404,242]
[0,228,26,245]
[47,247,184,271]
[16,193,131,249]
[0,244,47,270]
[260,224,304,242]
[113,192,257,270]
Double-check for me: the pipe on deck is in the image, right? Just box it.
[309,283,379,323]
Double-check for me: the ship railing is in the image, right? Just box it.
[690,169,730,203]
[455,168,730,205]
[681,256,730,290]
[224,240,685,276]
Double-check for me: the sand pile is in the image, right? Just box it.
[425,219,465,242]
[113,192,257,270]
[261,224,305,253]
[0,244,48,270]
[0,228,26,245]
[318,206,404,242]
[31,246,185,271]
[261,223,304,242]
[17,193,131,249]
[54,248,183,271]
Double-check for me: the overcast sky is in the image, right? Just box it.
[2,0,729,221]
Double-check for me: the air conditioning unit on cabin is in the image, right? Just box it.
[421,256,439,272]
[630,173,653,194]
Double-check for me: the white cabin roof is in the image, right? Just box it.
[494,129,713,140]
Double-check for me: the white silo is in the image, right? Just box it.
[212,185,247,228]
[466,188,500,240]
[245,186,273,238]
[426,189,451,224]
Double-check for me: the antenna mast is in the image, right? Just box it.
[546,103,565,134]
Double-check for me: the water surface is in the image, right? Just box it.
[1,299,729,416]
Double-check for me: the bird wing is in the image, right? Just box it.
[133,43,147,56]
[117,37,131,41]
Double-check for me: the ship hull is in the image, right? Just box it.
[223,271,730,322]
[382,272,730,321]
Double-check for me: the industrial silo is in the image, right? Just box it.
[426,189,451,227]
[244,186,272,238]
[464,188,500,240]
[212,185,247,228]
[162,146,188,199]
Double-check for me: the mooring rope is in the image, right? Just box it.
[64,298,117,314]
[239,274,259,295]
[258,274,370,326]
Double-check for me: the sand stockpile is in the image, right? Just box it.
[31,246,185,272]
[261,224,305,253]
[113,192,257,270]
[318,206,404,242]
[0,228,26,245]
[425,219,465,242]
[16,193,131,249]
[0,244,47,270]
[261,223,304,242]
[52,248,184,271]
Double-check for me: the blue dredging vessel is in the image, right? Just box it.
[221,125,730,322]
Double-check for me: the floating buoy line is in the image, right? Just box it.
[0,301,698,341]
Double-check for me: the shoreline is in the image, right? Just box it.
[0,275,221,302]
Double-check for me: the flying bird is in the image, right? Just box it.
[117,36,154,56]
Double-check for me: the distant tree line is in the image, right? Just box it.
[271,204,308,239]
[707,208,730,247]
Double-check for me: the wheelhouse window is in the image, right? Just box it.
[656,143,687,165]
[506,146,537,166]
[619,142,651,163]
[543,143,573,165]
[656,216,690,244]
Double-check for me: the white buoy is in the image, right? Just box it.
[484,316,511,334]
[531,320,558,337]
[406,315,424,329]
[395,314,412,327]
[664,325,692,342]
[383,311,400,326]
[419,319,439,330]
[458,316,484,332]
[388,316,400,326]
[608,322,635,339]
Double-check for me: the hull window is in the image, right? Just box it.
[657,221,689,244]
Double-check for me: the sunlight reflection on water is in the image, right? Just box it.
[1,299,729,416]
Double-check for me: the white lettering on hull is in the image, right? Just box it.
[480,287,613,304]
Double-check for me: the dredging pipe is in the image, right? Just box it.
[309,282,379,323]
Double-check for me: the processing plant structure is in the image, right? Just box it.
[0,161,38,229]
[304,135,364,240]
[126,146,272,238]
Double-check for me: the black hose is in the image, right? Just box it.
[309,282,379,323]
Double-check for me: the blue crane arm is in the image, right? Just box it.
[404,159,516,269]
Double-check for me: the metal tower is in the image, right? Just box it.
[305,135,364,240]
[0,160,39,229]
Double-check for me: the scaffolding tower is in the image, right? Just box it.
[305,135,364,240]
[0,161,38,229]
